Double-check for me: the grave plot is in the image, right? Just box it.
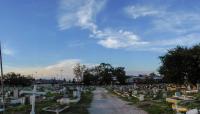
[108,84,175,114]
[42,104,69,114]
[2,85,95,114]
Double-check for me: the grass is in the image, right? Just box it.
[60,90,94,114]
[138,100,175,114]
[4,89,94,114]
[108,89,175,114]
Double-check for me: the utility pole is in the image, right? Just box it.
[0,42,5,114]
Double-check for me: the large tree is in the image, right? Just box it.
[82,63,127,85]
[73,63,86,83]
[4,72,34,86]
[159,45,200,84]
[113,67,126,84]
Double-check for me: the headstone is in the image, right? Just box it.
[186,109,198,114]
[21,97,26,105]
[133,90,137,95]
[152,87,157,95]
[73,90,77,98]
[139,94,144,101]
[5,92,9,98]
[14,89,19,98]
[162,92,167,98]
[175,92,181,97]
[133,83,137,89]
[187,85,191,91]
[197,83,200,91]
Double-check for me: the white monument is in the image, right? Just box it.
[14,89,19,98]
[139,94,144,101]
[22,85,45,114]
[186,109,199,114]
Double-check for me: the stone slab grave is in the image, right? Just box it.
[139,94,144,101]
[186,109,199,114]
[43,105,69,114]
[14,89,19,98]
[58,86,81,105]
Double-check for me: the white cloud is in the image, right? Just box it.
[5,59,98,79]
[58,0,106,32]
[45,59,80,70]
[58,1,200,52]
[95,29,149,49]
[122,4,200,52]
[124,4,200,34]
[152,33,200,47]
[5,59,81,79]
[128,33,200,52]
[58,0,148,50]
[124,5,162,19]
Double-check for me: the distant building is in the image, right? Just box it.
[126,74,163,84]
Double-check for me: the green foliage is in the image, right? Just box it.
[138,102,175,114]
[4,72,34,86]
[83,63,126,85]
[5,89,94,114]
[159,44,200,84]
[61,91,93,114]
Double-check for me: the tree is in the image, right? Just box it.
[3,72,34,86]
[73,63,86,83]
[83,69,94,85]
[98,63,113,85]
[159,44,200,84]
[159,46,189,84]
[82,63,127,85]
[113,67,126,85]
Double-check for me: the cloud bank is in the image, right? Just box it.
[5,59,82,79]
[58,0,200,52]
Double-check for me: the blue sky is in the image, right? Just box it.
[1,0,200,79]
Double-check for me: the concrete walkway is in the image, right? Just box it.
[89,87,148,114]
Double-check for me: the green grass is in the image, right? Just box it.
[4,90,94,114]
[60,91,93,114]
[138,101,175,114]
[108,89,175,114]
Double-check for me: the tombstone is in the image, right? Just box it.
[133,83,137,89]
[21,97,26,105]
[197,83,200,91]
[175,92,181,97]
[152,87,157,95]
[14,89,19,98]
[133,90,137,95]
[73,90,77,98]
[186,109,198,114]
[139,94,144,101]
[162,92,167,98]
[5,92,9,98]
[187,85,191,91]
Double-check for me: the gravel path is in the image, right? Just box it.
[89,87,148,114]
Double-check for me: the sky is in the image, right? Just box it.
[1,0,200,79]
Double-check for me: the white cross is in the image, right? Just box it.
[21,85,45,114]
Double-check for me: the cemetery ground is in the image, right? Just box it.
[3,85,94,114]
[1,84,200,114]
[107,87,174,114]
[107,84,200,114]
[89,87,147,114]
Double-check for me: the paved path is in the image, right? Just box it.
[89,87,148,114]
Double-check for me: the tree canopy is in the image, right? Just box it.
[3,72,34,86]
[75,63,126,85]
[159,44,200,84]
